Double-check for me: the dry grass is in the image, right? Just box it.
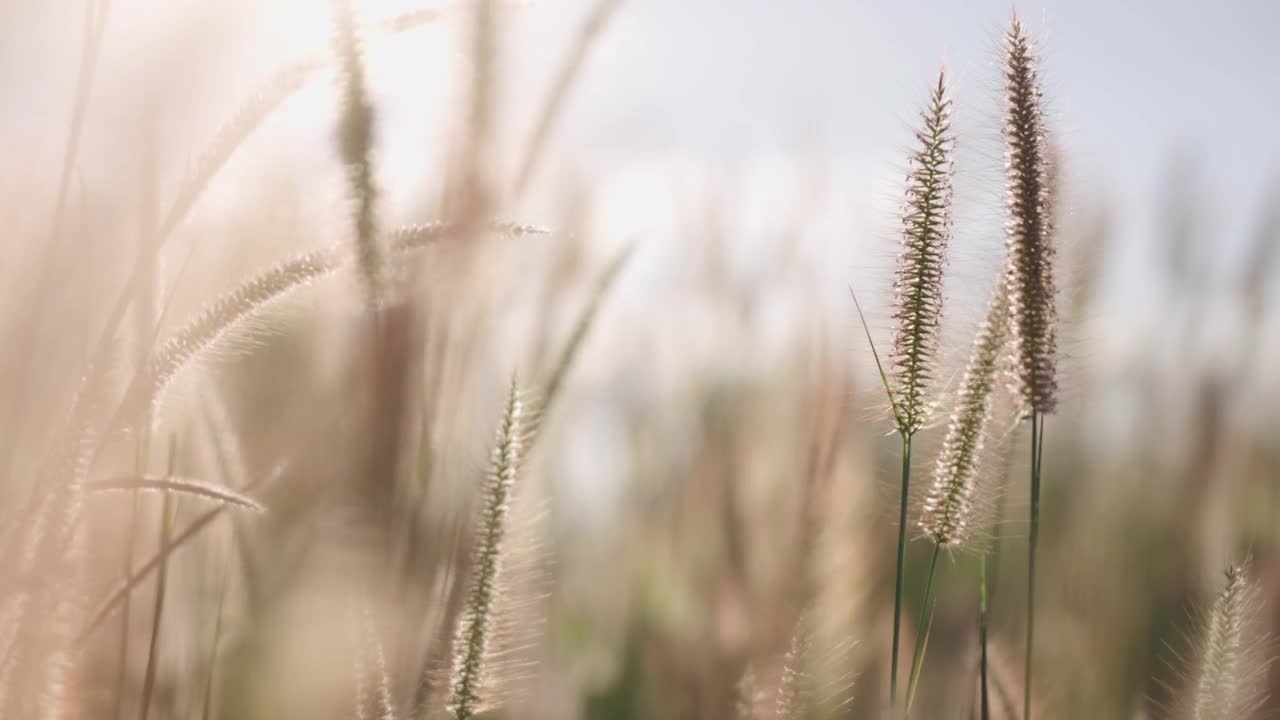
[0,4,1277,720]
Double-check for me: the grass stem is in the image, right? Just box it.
[979,553,989,720]
[890,433,913,707]
[1024,411,1043,720]
[138,447,175,720]
[905,543,941,714]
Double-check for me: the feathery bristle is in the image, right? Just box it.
[920,283,1009,547]
[890,70,955,435]
[1190,559,1265,720]
[1001,18,1059,414]
[447,377,525,720]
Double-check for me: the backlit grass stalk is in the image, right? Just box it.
[114,222,542,430]
[1000,18,1058,720]
[883,68,955,707]
[77,463,288,644]
[905,283,1009,709]
[447,378,525,719]
[138,443,177,720]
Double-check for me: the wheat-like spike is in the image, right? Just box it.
[333,0,382,307]
[775,623,814,720]
[87,475,265,513]
[1002,18,1059,415]
[119,222,542,426]
[920,283,1010,547]
[1190,559,1265,720]
[447,377,525,720]
[890,69,954,435]
[140,245,343,410]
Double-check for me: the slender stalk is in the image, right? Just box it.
[138,488,175,720]
[979,554,990,720]
[200,567,229,720]
[113,426,149,720]
[890,433,913,706]
[904,544,941,714]
[78,464,285,645]
[112,490,139,720]
[1024,411,1043,720]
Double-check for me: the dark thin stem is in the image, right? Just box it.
[111,490,138,720]
[138,491,174,720]
[979,553,990,720]
[1025,411,1043,720]
[78,468,278,644]
[890,432,913,707]
[905,543,942,714]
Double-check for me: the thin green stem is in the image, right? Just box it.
[1024,411,1043,720]
[905,544,941,715]
[890,433,913,706]
[979,554,990,720]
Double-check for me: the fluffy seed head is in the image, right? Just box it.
[1001,18,1059,414]
[890,70,955,435]
[920,283,1009,547]
[1190,559,1267,720]
[448,377,525,720]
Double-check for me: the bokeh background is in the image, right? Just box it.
[1,1,1278,718]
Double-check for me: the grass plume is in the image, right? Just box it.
[890,69,954,436]
[117,222,543,428]
[447,377,526,720]
[919,283,1009,549]
[1002,18,1058,416]
[884,67,955,708]
[1001,18,1058,720]
[1186,559,1268,720]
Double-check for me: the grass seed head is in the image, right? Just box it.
[891,69,955,435]
[1001,18,1059,415]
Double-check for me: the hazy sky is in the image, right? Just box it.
[557,0,1280,256]
[5,0,1278,277]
